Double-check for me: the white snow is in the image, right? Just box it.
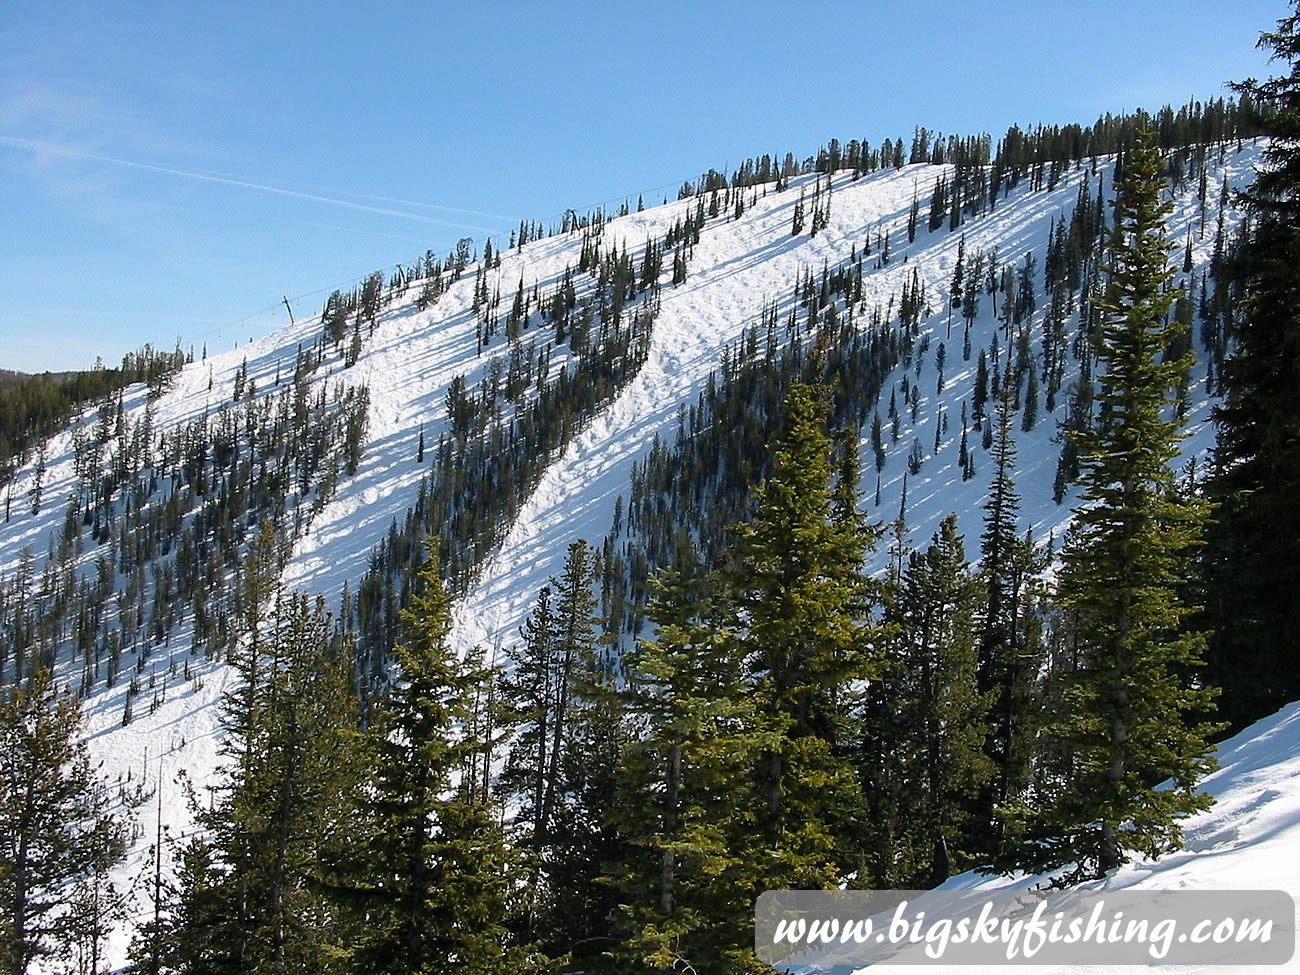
[853,702,1300,974]
[0,139,1286,970]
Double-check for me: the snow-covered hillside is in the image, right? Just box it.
[785,701,1300,974]
[928,702,1300,974]
[0,139,1275,967]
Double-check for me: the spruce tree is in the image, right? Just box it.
[723,382,881,890]
[1003,132,1217,882]
[1021,363,1039,431]
[500,541,623,965]
[343,554,535,975]
[608,547,765,975]
[550,674,626,969]
[963,383,1048,863]
[174,591,359,974]
[1,669,130,975]
[887,516,993,884]
[1052,375,1094,505]
[499,584,562,885]
[1202,2,1300,731]
[871,412,886,472]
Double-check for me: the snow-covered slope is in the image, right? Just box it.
[918,702,1300,974]
[779,701,1300,974]
[0,140,1274,967]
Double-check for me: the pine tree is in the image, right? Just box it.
[500,541,623,965]
[929,174,948,232]
[1003,131,1217,883]
[607,547,765,975]
[346,320,362,368]
[724,382,881,890]
[871,411,886,471]
[1021,363,1039,431]
[963,248,984,333]
[174,591,359,974]
[970,385,1045,861]
[499,583,561,911]
[25,442,44,517]
[542,540,632,966]
[948,236,966,336]
[343,554,535,974]
[499,584,561,883]
[885,516,993,884]
[133,836,234,975]
[1202,3,1300,731]
[1,669,130,975]
[1053,375,1094,504]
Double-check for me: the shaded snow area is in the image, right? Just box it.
[827,703,1300,975]
[0,141,1284,970]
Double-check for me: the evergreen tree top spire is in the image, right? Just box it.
[1233,1,1300,218]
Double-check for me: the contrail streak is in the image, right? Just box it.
[342,191,511,221]
[0,135,505,234]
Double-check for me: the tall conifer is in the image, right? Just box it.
[1203,2,1300,730]
[1,670,129,975]
[724,382,880,889]
[608,546,765,975]
[1004,132,1217,882]
[345,554,534,974]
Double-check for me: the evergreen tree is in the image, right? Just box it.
[608,547,765,975]
[949,236,966,335]
[1053,376,1095,505]
[500,541,623,965]
[1021,363,1039,431]
[343,554,535,975]
[499,584,560,888]
[886,516,993,884]
[545,541,630,967]
[174,591,359,974]
[1202,2,1300,731]
[970,385,1046,862]
[724,382,881,890]
[25,443,44,517]
[1,669,130,975]
[929,175,948,232]
[1003,132,1217,883]
[499,584,561,905]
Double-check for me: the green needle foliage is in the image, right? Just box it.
[607,545,769,975]
[1203,1,1300,731]
[724,381,882,889]
[346,553,538,975]
[1,669,129,975]
[1003,131,1218,883]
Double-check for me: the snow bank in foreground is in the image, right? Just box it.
[855,703,1300,974]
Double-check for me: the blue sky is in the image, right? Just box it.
[0,0,1282,373]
